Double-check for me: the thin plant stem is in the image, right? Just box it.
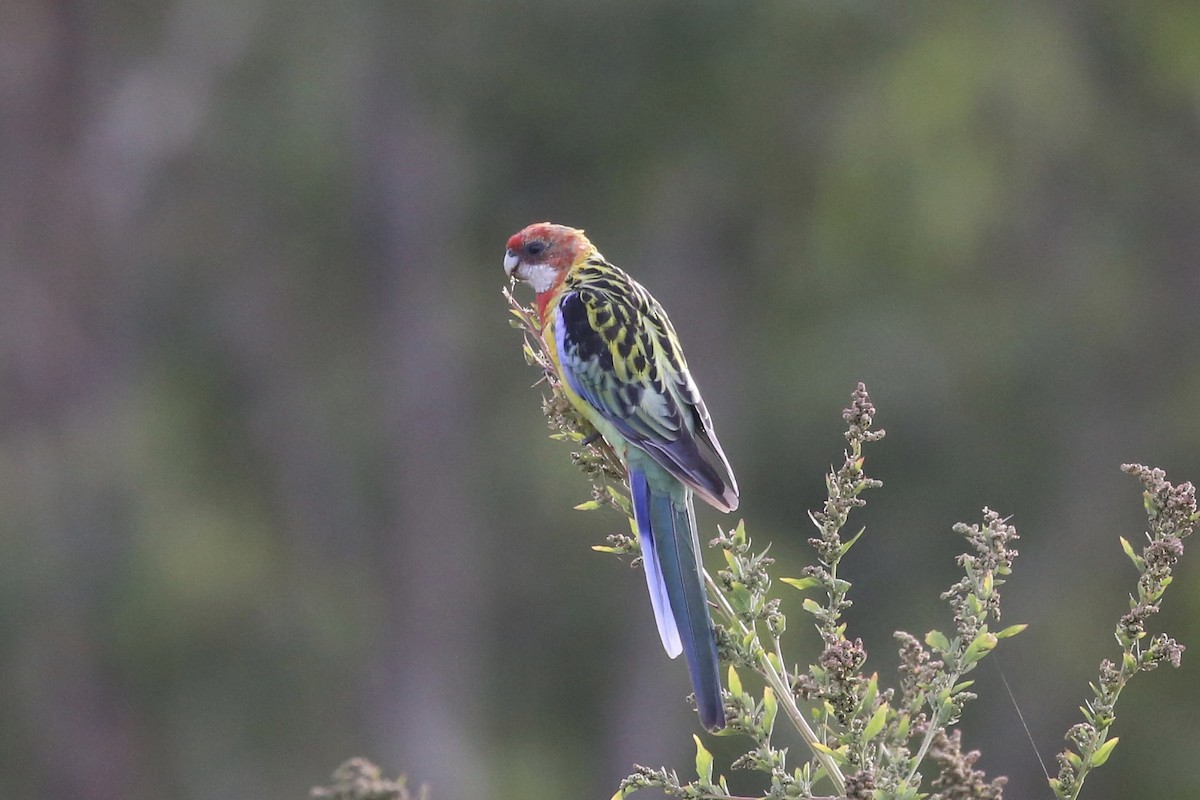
[704,570,847,796]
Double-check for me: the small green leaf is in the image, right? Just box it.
[605,485,631,513]
[1119,537,1145,571]
[809,740,834,755]
[925,630,951,653]
[693,735,714,783]
[838,526,866,557]
[996,623,1027,639]
[802,598,823,615]
[964,631,998,663]
[723,548,738,570]
[809,741,848,765]
[863,702,888,741]
[729,582,753,613]
[574,499,602,511]
[1091,736,1119,767]
[859,673,879,714]
[762,686,778,734]
[591,545,622,553]
[727,666,743,696]
[780,576,820,592]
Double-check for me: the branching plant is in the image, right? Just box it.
[1050,465,1195,800]
[310,758,429,800]
[503,287,1195,800]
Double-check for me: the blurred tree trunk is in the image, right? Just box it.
[0,3,144,799]
[355,9,486,797]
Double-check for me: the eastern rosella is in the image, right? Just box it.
[504,222,739,730]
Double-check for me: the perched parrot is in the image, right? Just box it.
[504,222,739,730]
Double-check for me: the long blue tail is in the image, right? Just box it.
[630,467,725,730]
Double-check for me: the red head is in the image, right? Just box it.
[503,223,594,306]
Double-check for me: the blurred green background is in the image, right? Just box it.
[3,2,1199,798]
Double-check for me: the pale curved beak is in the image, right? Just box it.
[503,249,519,276]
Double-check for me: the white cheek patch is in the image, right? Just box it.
[518,262,559,293]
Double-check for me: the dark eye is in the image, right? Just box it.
[526,240,546,257]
